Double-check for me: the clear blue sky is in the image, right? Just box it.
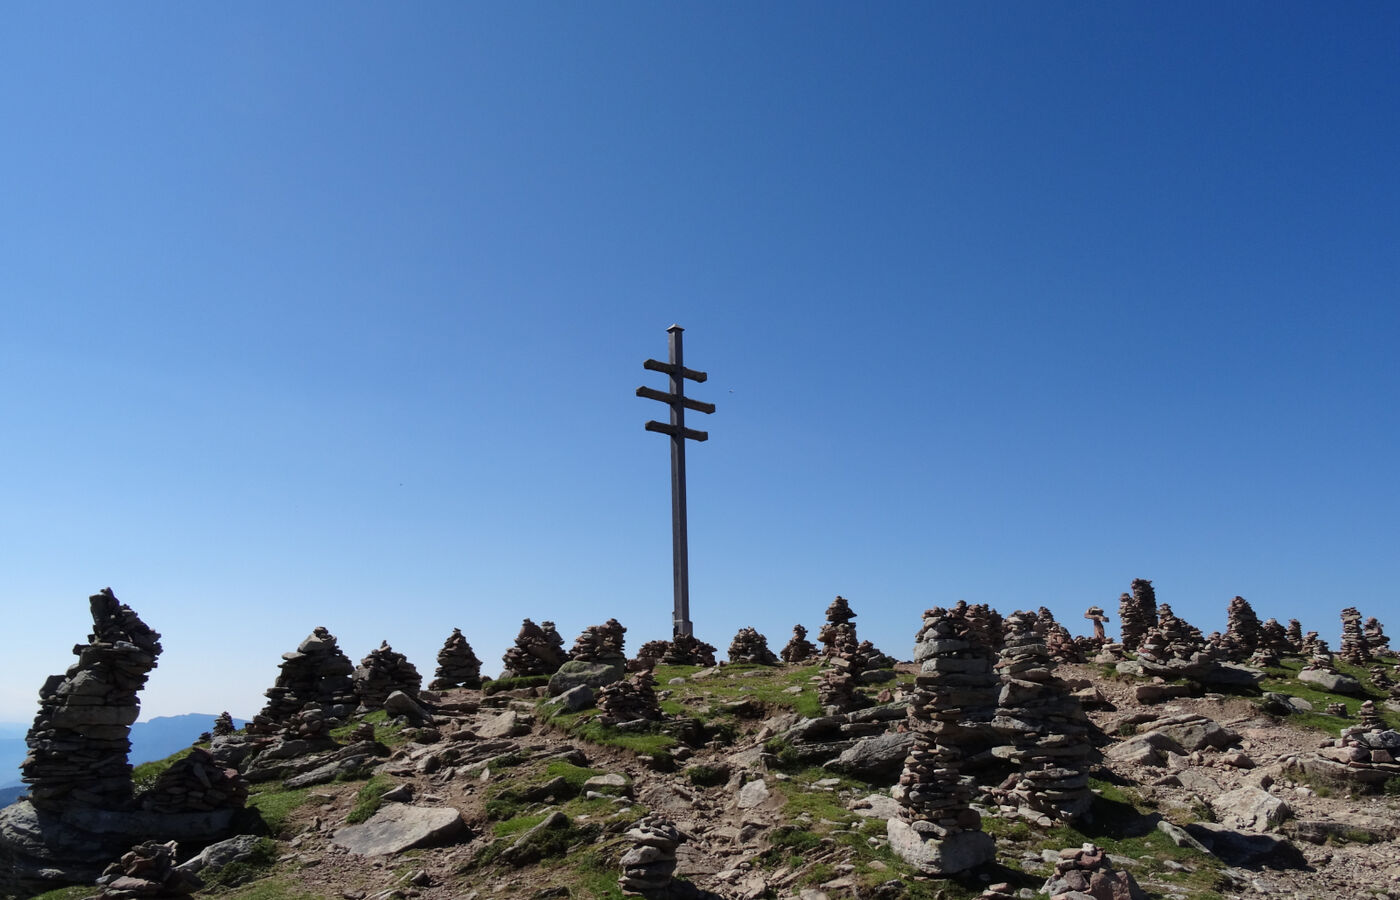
[3,4,1396,722]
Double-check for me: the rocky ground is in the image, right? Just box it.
[17,656,1400,900]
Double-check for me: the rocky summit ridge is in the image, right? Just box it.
[3,587,1400,900]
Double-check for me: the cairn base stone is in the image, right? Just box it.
[887,818,994,875]
[548,659,626,696]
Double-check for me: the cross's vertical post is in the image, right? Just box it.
[637,325,715,639]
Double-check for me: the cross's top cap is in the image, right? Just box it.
[667,324,684,333]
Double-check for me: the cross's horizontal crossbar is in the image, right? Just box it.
[635,386,716,414]
[644,358,707,383]
[645,420,709,442]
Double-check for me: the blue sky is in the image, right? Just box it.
[3,4,1396,722]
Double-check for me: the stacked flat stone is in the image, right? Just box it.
[501,619,568,677]
[1364,617,1391,654]
[1286,619,1304,652]
[1358,701,1384,731]
[1222,595,1262,661]
[139,747,247,814]
[780,625,818,663]
[1339,607,1371,665]
[617,816,684,897]
[1135,604,1208,671]
[1082,606,1111,645]
[991,612,1093,823]
[889,605,997,874]
[22,588,163,812]
[259,626,357,724]
[962,602,1004,652]
[632,640,670,669]
[1041,843,1145,900]
[429,628,483,690]
[1324,702,1347,717]
[659,634,717,667]
[818,595,858,659]
[284,706,332,740]
[570,618,628,663]
[353,642,422,710]
[853,639,896,669]
[1032,609,1081,664]
[1259,618,1293,656]
[1118,587,1153,654]
[211,712,235,737]
[727,627,779,665]
[1370,666,1394,691]
[597,671,661,726]
[94,840,199,899]
[1302,632,1324,658]
[1248,647,1281,669]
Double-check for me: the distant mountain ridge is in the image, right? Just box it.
[0,713,249,806]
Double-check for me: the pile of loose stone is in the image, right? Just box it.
[1131,603,1213,679]
[617,816,685,897]
[990,612,1092,824]
[1033,607,1082,664]
[138,748,247,815]
[429,628,483,690]
[501,619,567,677]
[352,642,422,710]
[727,627,779,665]
[22,588,164,812]
[93,840,200,899]
[780,625,817,663]
[1286,727,1400,793]
[597,671,661,726]
[257,627,357,726]
[1041,842,1146,900]
[1117,578,1157,653]
[888,605,997,875]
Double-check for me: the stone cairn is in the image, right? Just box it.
[570,618,628,665]
[1302,631,1327,659]
[1082,605,1111,646]
[853,639,896,670]
[632,640,671,670]
[598,670,661,726]
[94,841,200,899]
[138,747,247,815]
[659,634,718,667]
[1259,618,1293,657]
[1041,843,1146,900]
[962,602,1004,653]
[1357,700,1384,731]
[211,712,235,737]
[727,627,779,665]
[1370,665,1394,691]
[1364,617,1391,655]
[1118,579,1157,654]
[1339,607,1371,665]
[257,626,357,727]
[1222,595,1262,661]
[22,588,163,812]
[889,605,997,874]
[1285,619,1304,653]
[991,612,1093,824]
[818,595,858,659]
[818,625,866,714]
[429,628,483,690]
[501,618,568,677]
[1324,702,1348,717]
[1034,607,1082,664]
[617,815,685,897]
[1135,604,1208,674]
[780,625,818,663]
[353,642,422,710]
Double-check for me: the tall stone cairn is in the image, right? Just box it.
[659,633,717,667]
[818,624,866,713]
[1118,589,1152,654]
[889,605,997,874]
[1258,618,1293,656]
[429,628,483,690]
[1339,607,1371,665]
[781,625,818,663]
[570,618,628,664]
[818,595,858,660]
[501,619,568,677]
[617,816,685,897]
[1136,604,1207,669]
[353,642,422,709]
[1357,700,1384,731]
[259,626,357,724]
[727,627,779,666]
[991,613,1093,823]
[1285,619,1304,653]
[963,602,1004,652]
[1363,617,1390,654]
[1034,608,1082,664]
[212,711,236,737]
[21,588,163,812]
[1222,595,1262,661]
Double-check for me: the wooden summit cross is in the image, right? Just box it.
[637,325,715,639]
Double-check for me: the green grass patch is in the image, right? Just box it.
[328,709,411,747]
[201,875,323,900]
[131,746,196,796]
[345,774,396,824]
[543,709,678,756]
[30,888,92,900]
[1255,657,1398,736]
[246,785,313,836]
